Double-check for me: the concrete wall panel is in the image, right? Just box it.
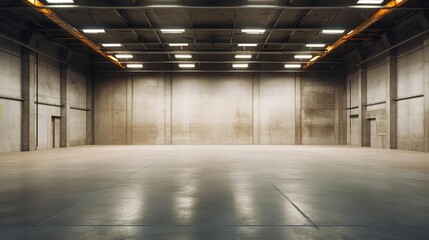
[172,73,253,144]
[367,59,387,104]
[70,109,87,146]
[397,98,425,151]
[258,73,296,144]
[94,73,127,145]
[0,99,21,152]
[132,73,167,145]
[397,50,424,98]
[301,73,336,145]
[0,43,22,153]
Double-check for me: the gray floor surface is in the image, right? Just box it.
[0,145,429,239]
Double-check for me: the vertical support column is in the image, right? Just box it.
[358,63,369,147]
[334,72,340,144]
[253,73,260,145]
[424,39,429,152]
[386,50,398,149]
[126,73,133,145]
[86,70,94,145]
[21,48,36,151]
[165,73,172,145]
[295,73,302,145]
[60,63,70,148]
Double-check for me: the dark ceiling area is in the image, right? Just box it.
[0,0,428,71]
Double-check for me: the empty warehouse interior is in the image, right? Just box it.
[1,0,429,239]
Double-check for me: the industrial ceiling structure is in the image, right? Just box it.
[1,0,428,71]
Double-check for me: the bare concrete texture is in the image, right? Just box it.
[0,145,429,240]
[301,73,335,145]
[397,98,425,151]
[132,73,167,145]
[257,73,295,144]
[94,72,341,145]
[0,39,22,153]
[347,70,360,146]
[397,47,424,99]
[347,35,429,152]
[172,73,254,144]
[68,69,88,146]
[94,72,127,145]
[367,56,387,104]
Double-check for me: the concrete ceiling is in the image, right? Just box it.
[1,0,428,71]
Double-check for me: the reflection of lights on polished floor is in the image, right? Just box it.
[2,145,429,239]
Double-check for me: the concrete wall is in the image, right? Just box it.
[0,33,22,153]
[94,72,345,145]
[346,34,429,152]
[0,25,93,153]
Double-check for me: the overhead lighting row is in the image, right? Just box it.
[47,0,385,5]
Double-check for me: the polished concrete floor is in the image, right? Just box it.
[0,145,429,239]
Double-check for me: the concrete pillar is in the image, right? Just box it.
[386,50,398,149]
[295,73,302,145]
[126,73,133,145]
[424,39,429,152]
[253,73,260,145]
[358,63,369,147]
[21,48,36,151]
[165,73,172,145]
[60,63,70,148]
[335,72,347,145]
[86,71,94,145]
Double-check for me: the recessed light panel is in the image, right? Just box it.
[284,64,301,68]
[127,64,143,68]
[235,54,252,59]
[102,43,122,47]
[306,44,326,48]
[242,29,266,34]
[322,29,345,34]
[82,29,105,34]
[357,0,383,4]
[169,43,189,47]
[161,29,185,33]
[179,64,195,68]
[175,54,192,59]
[233,64,249,68]
[46,0,74,3]
[294,55,313,59]
[238,43,258,47]
[115,54,133,59]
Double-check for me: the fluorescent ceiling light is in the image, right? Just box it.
[82,29,105,34]
[46,0,74,3]
[175,54,192,59]
[284,64,301,68]
[102,43,122,47]
[235,54,252,59]
[179,64,195,68]
[127,64,143,68]
[238,43,258,47]
[242,29,265,34]
[115,54,133,59]
[161,29,185,33]
[169,43,189,47]
[294,55,313,59]
[322,29,345,34]
[306,43,326,48]
[357,0,383,4]
[233,64,249,68]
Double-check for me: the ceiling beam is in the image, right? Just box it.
[4,5,427,10]
[38,27,385,32]
[105,50,325,55]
